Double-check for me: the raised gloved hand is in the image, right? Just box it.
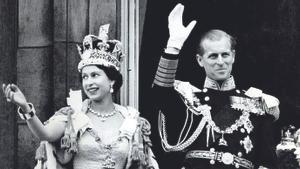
[167,3,197,50]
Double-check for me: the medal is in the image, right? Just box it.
[218,132,228,146]
[240,136,253,154]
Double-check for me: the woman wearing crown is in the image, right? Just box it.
[2,24,158,169]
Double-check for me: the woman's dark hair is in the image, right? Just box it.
[80,65,123,92]
[97,65,123,92]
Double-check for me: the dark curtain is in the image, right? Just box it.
[139,0,300,167]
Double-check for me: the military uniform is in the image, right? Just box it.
[153,53,279,169]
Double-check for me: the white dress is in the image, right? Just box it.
[73,109,130,169]
[37,101,158,169]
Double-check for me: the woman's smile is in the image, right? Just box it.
[86,87,99,93]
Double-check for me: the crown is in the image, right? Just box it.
[77,24,123,72]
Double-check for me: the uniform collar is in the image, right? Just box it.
[203,76,236,91]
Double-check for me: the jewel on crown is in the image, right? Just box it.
[77,24,123,72]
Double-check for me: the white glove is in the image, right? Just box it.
[167,3,197,50]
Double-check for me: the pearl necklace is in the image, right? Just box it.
[88,105,117,122]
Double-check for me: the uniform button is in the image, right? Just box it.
[240,128,245,133]
[204,96,210,101]
[236,89,241,94]
[203,88,208,93]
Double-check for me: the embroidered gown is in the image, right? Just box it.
[40,101,157,169]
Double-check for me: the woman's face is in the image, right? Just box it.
[81,65,114,101]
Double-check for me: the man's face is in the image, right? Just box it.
[197,37,235,81]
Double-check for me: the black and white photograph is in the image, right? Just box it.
[0,0,300,169]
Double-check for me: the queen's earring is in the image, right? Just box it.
[110,84,114,93]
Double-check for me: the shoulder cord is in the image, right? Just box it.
[176,94,202,145]
[158,90,213,152]
[158,109,209,152]
[177,108,194,145]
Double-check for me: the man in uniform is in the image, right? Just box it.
[153,3,280,169]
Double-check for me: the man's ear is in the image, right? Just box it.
[232,50,236,63]
[196,54,204,67]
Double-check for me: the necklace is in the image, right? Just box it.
[88,105,117,122]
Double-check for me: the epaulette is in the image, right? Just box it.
[174,80,201,105]
[244,87,280,120]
